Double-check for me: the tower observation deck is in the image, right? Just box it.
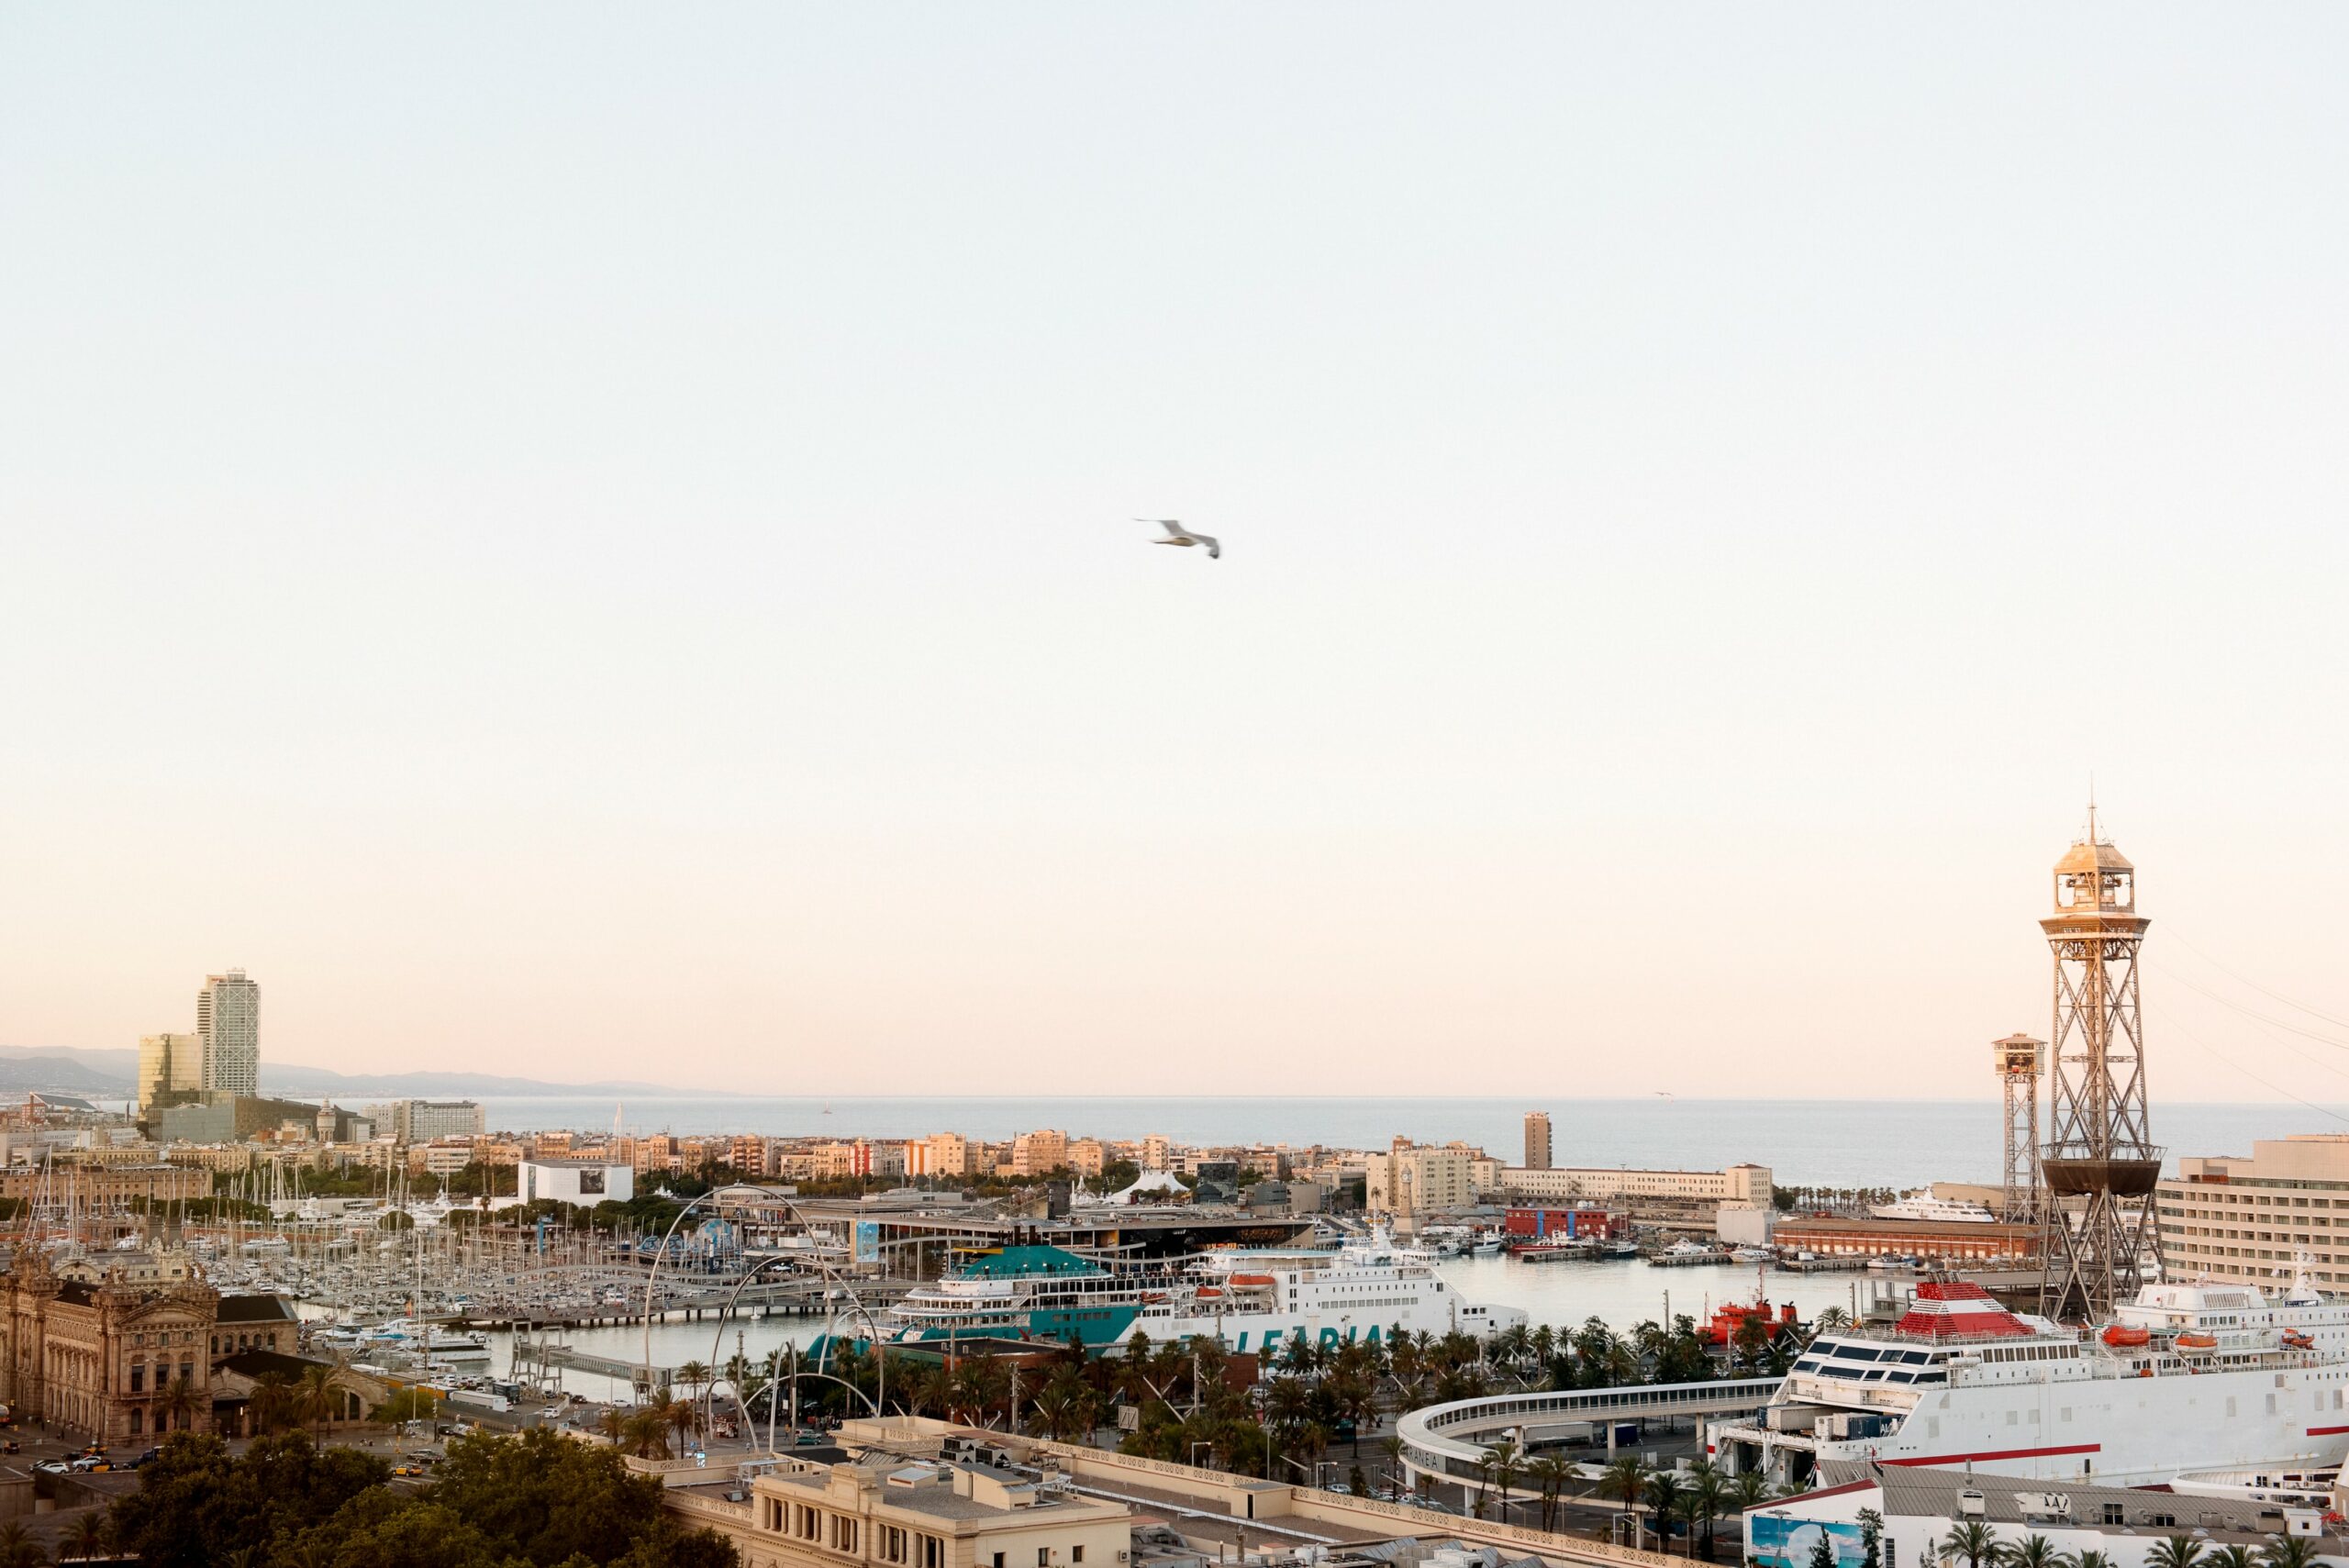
[2038,807,2162,1322]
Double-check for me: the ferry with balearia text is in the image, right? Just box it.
[1710,1273,2349,1487]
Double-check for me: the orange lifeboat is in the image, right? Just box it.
[2102,1325,2152,1349]
[1228,1273,1277,1287]
[1194,1287,1223,1299]
[2176,1331,2220,1350]
[2283,1329,2315,1350]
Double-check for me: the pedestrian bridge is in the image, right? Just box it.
[1397,1379,1780,1485]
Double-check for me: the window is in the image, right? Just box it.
[2103,1505,2125,1526]
[920,1535,945,1568]
[130,1364,144,1394]
[995,1554,1007,1568]
[1040,1551,1052,1567]
[1074,1551,1085,1565]
[882,1527,908,1563]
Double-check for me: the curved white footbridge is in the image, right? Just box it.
[1397,1379,1782,1495]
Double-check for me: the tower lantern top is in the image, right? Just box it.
[2053,807,2135,914]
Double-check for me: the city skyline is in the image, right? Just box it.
[7,8,2349,1098]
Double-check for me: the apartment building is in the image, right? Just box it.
[1010,1130,1067,1176]
[908,1133,972,1178]
[1364,1139,1477,1221]
[1139,1135,1172,1172]
[2158,1136,2349,1287]
[1067,1139,1106,1178]
[1523,1111,1553,1171]
[1493,1162,1774,1210]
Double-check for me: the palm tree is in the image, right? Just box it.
[1674,1491,1711,1560]
[62,1513,107,1564]
[1378,1435,1408,1497]
[1644,1471,1685,1552]
[2146,1538,2208,1568]
[298,1362,336,1441]
[1605,1453,1651,1539]
[1943,1521,2000,1568]
[2203,1549,2256,1568]
[2068,1551,2120,1568]
[1998,1535,2063,1568]
[1527,1455,1575,1532]
[1481,1438,1522,1525]
[161,1372,199,1433]
[0,1521,44,1568]
[1684,1459,1725,1560]
[1730,1471,1771,1516]
[2258,1541,2317,1568]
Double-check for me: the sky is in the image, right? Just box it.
[4,6,2348,1102]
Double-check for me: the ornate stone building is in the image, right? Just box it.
[1,1246,217,1441]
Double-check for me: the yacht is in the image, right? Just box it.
[883,1231,1524,1354]
[1870,1194,1997,1224]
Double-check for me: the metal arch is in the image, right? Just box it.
[638,1187,887,1418]
[704,1246,892,1436]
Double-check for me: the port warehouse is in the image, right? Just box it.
[788,1198,1320,1276]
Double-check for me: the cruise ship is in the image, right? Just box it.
[885,1233,1525,1353]
[1868,1195,1997,1224]
[1710,1276,2349,1487]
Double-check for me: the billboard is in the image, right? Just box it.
[854,1219,881,1266]
[1748,1516,1868,1568]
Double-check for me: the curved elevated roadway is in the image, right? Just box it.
[1397,1378,1780,1487]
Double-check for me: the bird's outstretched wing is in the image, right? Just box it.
[1134,517,1187,539]
[1192,533,1220,559]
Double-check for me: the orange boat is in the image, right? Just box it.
[2176,1331,2220,1350]
[1227,1273,1277,1287]
[2102,1325,2152,1349]
[2283,1329,2315,1349]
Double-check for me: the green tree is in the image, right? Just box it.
[0,1520,45,1568]
[2202,1549,2255,1568]
[2145,1538,2208,1568]
[1998,1535,2064,1568]
[373,1386,438,1426]
[1527,1454,1575,1532]
[1605,1453,1651,1533]
[1809,1529,1838,1568]
[1480,1438,1522,1525]
[2258,1542,2317,1568]
[1943,1521,2000,1568]
[1643,1471,1685,1551]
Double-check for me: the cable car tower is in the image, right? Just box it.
[2038,806,2162,1322]
[1993,1032,2045,1224]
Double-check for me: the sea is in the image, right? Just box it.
[470,1095,2328,1191]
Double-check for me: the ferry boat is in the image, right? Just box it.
[1710,1275,2349,1487]
[1869,1194,1997,1224]
[885,1232,1524,1354]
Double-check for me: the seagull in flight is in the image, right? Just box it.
[1135,517,1220,559]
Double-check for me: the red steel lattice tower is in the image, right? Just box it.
[2038,806,2162,1322]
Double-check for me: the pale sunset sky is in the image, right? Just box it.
[4,6,2346,1099]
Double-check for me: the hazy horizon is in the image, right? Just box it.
[6,6,2349,1101]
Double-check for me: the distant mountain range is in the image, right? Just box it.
[0,1044,684,1100]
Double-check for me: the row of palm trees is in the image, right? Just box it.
[1940,1524,2318,1568]
[1461,1445,1797,1554]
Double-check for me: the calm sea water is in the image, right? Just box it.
[473,1095,2332,1190]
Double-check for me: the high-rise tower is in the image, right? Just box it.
[1524,1111,1553,1171]
[2038,810,2161,1322]
[1992,1032,2044,1224]
[196,968,261,1095]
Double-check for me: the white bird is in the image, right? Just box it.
[1134,517,1219,559]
